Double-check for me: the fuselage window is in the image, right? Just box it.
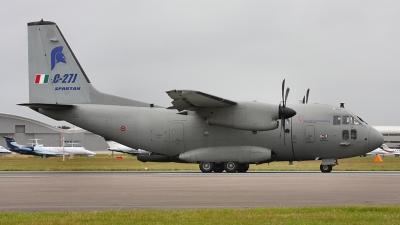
[342,130,349,140]
[333,116,341,125]
[342,116,350,125]
[351,129,357,140]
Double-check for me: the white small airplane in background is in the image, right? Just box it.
[0,146,12,157]
[106,139,151,156]
[365,144,394,156]
[33,145,96,158]
[386,147,400,157]
[28,138,96,158]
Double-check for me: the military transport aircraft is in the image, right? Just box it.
[20,20,383,173]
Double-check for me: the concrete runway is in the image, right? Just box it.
[1,171,400,212]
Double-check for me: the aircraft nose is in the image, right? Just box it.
[369,127,384,150]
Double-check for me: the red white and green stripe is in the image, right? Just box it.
[35,74,50,84]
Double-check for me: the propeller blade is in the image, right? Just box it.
[278,79,296,146]
[282,79,285,106]
[302,96,305,104]
[306,89,310,104]
[284,87,290,106]
[282,118,286,145]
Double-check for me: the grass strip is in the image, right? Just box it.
[0,206,399,225]
[1,154,399,171]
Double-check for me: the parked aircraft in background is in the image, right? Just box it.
[389,149,400,157]
[106,139,151,156]
[4,136,38,156]
[33,146,96,158]
[3,136,95,158]
[27,138,96,158]
[0,146,12,156]
[20,20,384,173]
[365,144,394,157]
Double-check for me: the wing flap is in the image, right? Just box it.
[166,90,237,111]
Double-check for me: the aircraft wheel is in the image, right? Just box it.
[224,161,239,173]
[213,163,224,173]
[320,164,332,173]
[238,163,249,173]
[199,162,214,173]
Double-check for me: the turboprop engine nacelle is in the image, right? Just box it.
[200,102,279,131]
[179,146,274,164]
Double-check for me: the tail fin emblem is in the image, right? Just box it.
[51,46,66,70]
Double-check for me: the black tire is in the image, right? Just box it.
[238,163,249,173]
[224,161,239,173]
[213,163,224,173]
[320,164,332,173]
[199,162,214,173]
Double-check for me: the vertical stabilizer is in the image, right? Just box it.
[28,20,91,104]
[27,20,152,107]
[3,136,20,150]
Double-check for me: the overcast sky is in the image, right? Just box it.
[1,0,399,126]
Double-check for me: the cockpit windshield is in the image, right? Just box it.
[357,116,367,124]
[333,115,363,125]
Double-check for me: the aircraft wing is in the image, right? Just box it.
[166,90,237,111]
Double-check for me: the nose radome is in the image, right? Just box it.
[369,127,384,151]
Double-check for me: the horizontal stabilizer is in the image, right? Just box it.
[18,103,73,109]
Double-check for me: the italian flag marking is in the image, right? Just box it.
[35,74,50,84]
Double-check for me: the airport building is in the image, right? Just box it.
[373,126,400,149]
[0,113,107,151]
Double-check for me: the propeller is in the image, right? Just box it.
[279,79,297,144]
[302,88,310,104]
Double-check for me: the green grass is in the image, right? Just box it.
[0,206,399,225]
[0,154,399,171]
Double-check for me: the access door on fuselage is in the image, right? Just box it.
[169,122,185,156]
[305,125,315,143]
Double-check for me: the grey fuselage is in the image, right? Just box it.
[37,102,380,162]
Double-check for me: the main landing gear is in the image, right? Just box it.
[319,164,332,173]
[199,161,249,173]
[319,158,338,173]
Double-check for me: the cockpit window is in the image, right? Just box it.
[333,116,341,125]
[351,116,360,125]
[342,116,350,125]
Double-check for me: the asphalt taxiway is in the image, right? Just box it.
[1,171,399,212]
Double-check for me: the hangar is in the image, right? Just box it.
[0,113,107,152]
